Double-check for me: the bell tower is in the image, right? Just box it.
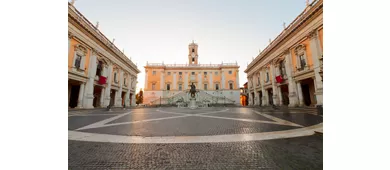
[188,40,198,65]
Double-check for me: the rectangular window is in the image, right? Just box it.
[167,84,170,90]
[266,72,269,82]
[179,72,182,75]
[179,84,182,91]
[215,84,219,90]
[229,70,232,74]
[192,72,195,75]
[204,84,207,90]
[167,72,171,75]
[299,54,306,69]
[152,83,155,90]
[152,71,156,75]
[215,72,218,75]
[229,83,233,90]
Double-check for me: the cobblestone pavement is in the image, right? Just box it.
[69,107,323,169]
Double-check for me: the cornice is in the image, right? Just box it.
[245,0,322,73]
[68,4,140,74]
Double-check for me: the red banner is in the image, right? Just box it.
[98,76,107,85]
[275,75,283,83]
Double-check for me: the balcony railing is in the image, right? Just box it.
[293,64,314,74]
[146,62,238,68]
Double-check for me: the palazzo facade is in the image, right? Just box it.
[245,0,323,107]
[68,3,140,109]
[143,41,240,105]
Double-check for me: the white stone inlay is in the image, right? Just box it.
[69,108,322,143]
[69,123,322,143]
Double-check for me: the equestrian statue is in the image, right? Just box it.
[188,83,199,98]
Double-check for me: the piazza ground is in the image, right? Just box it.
[68,107,323,169]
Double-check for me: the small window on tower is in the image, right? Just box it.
[192,49,195,52]
[192,58,195,62]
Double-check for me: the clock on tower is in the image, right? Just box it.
[188,40,198,64]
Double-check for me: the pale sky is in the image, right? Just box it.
[70,0,307,92]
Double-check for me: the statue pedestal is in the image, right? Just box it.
[189,97,197,109]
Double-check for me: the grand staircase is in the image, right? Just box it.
[149,90,236,106]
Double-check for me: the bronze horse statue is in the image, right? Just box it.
[188,83,198,98]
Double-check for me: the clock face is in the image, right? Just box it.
[191,52,195,57]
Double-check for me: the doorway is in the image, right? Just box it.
[281,85,289,106]
[121,92,126,106]
[69,84,80,108]
[258,91,262,106]
[302,84,311,106]
[93,86,102,108]
[110,89,116,106]
[267,89,273,105]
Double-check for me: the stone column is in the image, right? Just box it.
[260,70,267,106]
[198,72,202,89]
[253,76,259,105]
[83,52,97,108]
[278,86,283,106]
[309,30,323,106]
[124,90,130,107]
[270,63,280,105]
[103,64,113,106]
[76,83,85,108]
[236,70,240,89]
[131,90,136,106]
[248,91,253,106]
[184,72,188,90]
[221,71,225,89]
[160,71,164,90]
[144,70,148,90]
[297,81,304,106]
[264,88,269,106]
[173,72,177,90]
[68,84,71,107]
[99,88,105,107]
[285,51,299,107]
[115,70,124,107]
[209,71,213,90]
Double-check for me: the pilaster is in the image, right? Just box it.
[83,51,97,109]
[285,50,299,107]
[103,64,113,106]
[309,30,323,106]
[270,63,280,105]
[76,83,85,108]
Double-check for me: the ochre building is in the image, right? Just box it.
[144,41,240,105]
[68,3,140,109]
[245,0,323,107]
